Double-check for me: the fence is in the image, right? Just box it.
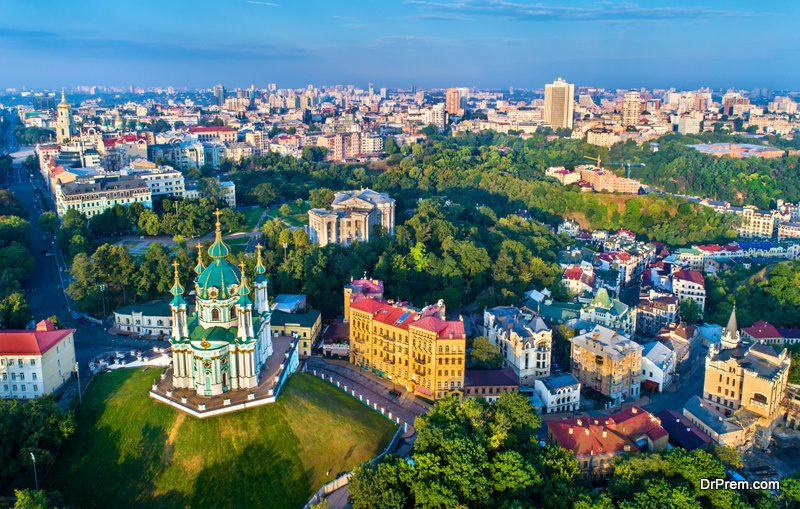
[306,368,409,434]
[302,367,410,508]
[303,426,403,509]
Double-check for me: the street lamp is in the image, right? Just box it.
[282,242,288,262]
[30,452,38,491]
[76,362,82,405]
[99,284,107,318]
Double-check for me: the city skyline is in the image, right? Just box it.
[1,0,798,90]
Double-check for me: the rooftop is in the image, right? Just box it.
[0,320,74,356]
[464,368,519,387]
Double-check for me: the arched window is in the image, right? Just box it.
[211,308,220,321]
[230,306,236,319]
[753,393,768,405]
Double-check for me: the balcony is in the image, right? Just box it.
[749,398,769,410]
[383,335,395,343]
[413,368,426,377]
[383,358,394,365]
[353,336,366,344]
[383,346,396,354]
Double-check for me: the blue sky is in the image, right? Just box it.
[1,0,797,90]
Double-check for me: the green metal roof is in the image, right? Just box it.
[270,309,321,328]
[196,259,242,300]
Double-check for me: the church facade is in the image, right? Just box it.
[169,214,273,397]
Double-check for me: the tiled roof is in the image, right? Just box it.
[548,406,666,457]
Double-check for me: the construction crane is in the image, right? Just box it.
[583,156,645,179]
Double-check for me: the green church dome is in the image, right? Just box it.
[195,209,239,300]
[196,259,241,300]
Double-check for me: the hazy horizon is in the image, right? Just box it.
[1,0,798,90]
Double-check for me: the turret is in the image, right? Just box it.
[169,261,189,339]
[253,244,269,315]
[720,302,741,350]
[237,261,254,340]
[194,248,205,276]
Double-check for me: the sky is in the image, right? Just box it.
[1,0,798,91]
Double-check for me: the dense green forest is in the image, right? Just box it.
[705,261,800,328]
[0,190,35,328]
[347,393,797,509]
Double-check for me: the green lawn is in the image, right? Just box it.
[238,207,265,233]
[283,214,309,228]
[46,370,397,509]
[275,202,309,216]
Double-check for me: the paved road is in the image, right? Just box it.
[7,148,168,367]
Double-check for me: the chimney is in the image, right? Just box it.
[585,429,590,435]
[569,427,573,435]
[577,419,582,426]
[631,407,638,414]
[602,431,607,438]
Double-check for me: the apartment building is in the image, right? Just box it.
[0,320,77,399]
[121,164,185,199]
[636,293,679,337]
[308,188,395,247]
[736,205,779,239]
[672,269,706,311]
[586,127,620,147]
[544,79,575,129]
[56,175,152,218]
[484,306,552,384]
[348,297,466,402]
[578,165,641,194]
[463,369,518,403]
[569,325,643,404]
[185,125,237,143]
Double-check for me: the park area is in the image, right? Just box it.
[45,369,398,508]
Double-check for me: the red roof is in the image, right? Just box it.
[349,299,464,339]
[548,406,667,457]
[0,321,74,356]
[742,321,782,339]
[673,269,705,287]
[350,279,384,296]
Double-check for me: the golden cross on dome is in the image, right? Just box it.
[172,261,179,272]
[214,208,222,223]
[255,243,263,250]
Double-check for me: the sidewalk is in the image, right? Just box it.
[305,357,428,437]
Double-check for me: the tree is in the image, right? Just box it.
[219,208,246,233]
[709,444,743,470]
[309,188,335,209]
[385,136,399,155]
[0,293,32,329]
[680,299,703,324]
[45,316,65,329]
[469,337,504,369]
[279,204,292,217]
[36,212,58,235]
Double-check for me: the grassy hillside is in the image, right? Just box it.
[46,369,397,509]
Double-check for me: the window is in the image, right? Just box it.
[20,385,25,392]
[29,359,35,366]
[12,385,16,391]
[17,359,22,367]
[19,374,24,381]
[1,374,5,380]
[57,359,61,367]
[32,373,36,380]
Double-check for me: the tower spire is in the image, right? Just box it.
[194,248,206,275]
[254,243,266,277]
[720,300,740,349]
[207,208,230,261]
[170,261,186,305]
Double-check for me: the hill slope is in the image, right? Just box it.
[46,369,397,509]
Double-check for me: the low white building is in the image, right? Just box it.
[641,341,676,392]
[534,374,581,414]
[113,300,179,339]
